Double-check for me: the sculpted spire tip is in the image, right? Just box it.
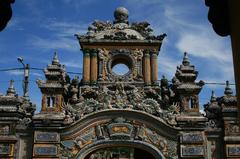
[114,7,129,24]
[6,79,16,96]
[52,51,60,65]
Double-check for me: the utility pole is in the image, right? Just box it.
[17,57,29,100]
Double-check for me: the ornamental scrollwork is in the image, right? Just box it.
[61,117,178,159]
[64,83,179,126]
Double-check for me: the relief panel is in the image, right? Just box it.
[226,145,240,157]
[181,145,205,157]
[34,131,60,143]
[33,144,58,157]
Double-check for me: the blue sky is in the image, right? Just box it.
[0,0,235,112]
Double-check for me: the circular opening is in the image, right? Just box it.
[112,63,130,75]
[110,54,133,76]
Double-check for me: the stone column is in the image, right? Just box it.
[90,50,98,85]
[143,50,151,85]
[83,50,90,84]
[41,95,46,112]
[151,51,158,85]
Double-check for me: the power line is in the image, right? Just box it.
[163,80,236,86]
[0,67,82,75]
[205,82,235,85]
[0,68,23,71]
[0,67,236,85]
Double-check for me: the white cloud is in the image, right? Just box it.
[122,0,234,90]
[62,0,99,6]
[27,20,89,52]
[158,55,180,79]
[176,28,232,63]
[7,70,23,76]
[6,70,43,77]
[31,72,43,77]
[42,21,88,37]
[29,36,79,52]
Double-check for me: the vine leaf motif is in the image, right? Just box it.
[74,99,100,116]
[131,22,153,37]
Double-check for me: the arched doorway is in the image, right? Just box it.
[85,147,155,159]
[75,140,166,159]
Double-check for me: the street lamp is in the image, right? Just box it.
[17,57,29,100]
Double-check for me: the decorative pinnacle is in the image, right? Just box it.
[6,80,16,96]
[210,90,217,102]
[114,7,129,24]
[161,75,168,87]
[224,80,233,96]
[52,52,60,65]
[182,52,190,66]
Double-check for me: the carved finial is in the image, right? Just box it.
[52,51,60,65]
[182,52,190,66]
[114,7,129,24]
[224,80,233,96]
[161,75,168,87]
[210,90,217,102]
[71,76,79,85]
[6,80,16,96]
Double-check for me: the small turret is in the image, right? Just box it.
[219,80,237,108]
[37,52,67,113]
[52,51,60,66]
[6,80,16,97]
[182,52,190,66]
[204,91,221,121]
[210,90,217,103]
[172,52,204,115]
[224,80,233,96]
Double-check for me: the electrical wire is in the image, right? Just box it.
[0,67,82,75]
[0,67,235,85]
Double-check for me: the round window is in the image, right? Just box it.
[112,63,130,75]
[109,53,134,77]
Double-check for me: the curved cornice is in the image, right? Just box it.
[61,109,180,140]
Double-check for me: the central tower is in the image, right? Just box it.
[76,7,166,86]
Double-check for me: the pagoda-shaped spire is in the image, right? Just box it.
[182,52,190,66]
[37,52,67,114]
[224,80,233,96]
[172,52,204,115]
[205,90,220,112]
[42,52,66,83]
[174,52,199,83]
[217,80,237,108]
[6,80,16,96]
[203,90,222,128]
[52,51,60,66]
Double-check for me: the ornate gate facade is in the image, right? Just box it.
[0,7,239,159]
[60,110,178,158]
